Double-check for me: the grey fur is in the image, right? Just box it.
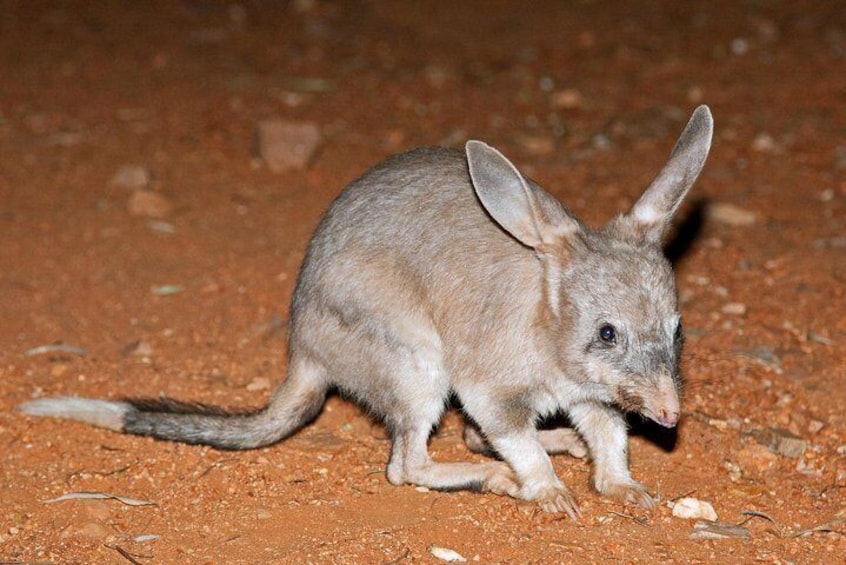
[17,106,713,517]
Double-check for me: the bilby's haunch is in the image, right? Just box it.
[18,106,714,518]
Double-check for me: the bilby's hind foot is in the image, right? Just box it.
[462,424,588,459]
[537,428,588,458]
[391,459,520,496]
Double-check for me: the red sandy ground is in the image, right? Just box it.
[1,2,844,563]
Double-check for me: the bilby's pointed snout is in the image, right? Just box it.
[642,373,681,428]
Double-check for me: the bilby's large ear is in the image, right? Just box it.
[466,140,581,250]
[626,105,713,244]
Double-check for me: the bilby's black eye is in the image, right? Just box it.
[599,324,617,345]
[674,321,683,342]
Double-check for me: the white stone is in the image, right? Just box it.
[670,497,718,521]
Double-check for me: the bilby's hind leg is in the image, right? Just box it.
[387,422,519,495]
[382,377,517,495]
[463,423,588,459]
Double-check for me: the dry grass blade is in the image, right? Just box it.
[105,544,150,564]
[668,489,697,502]
[786,518,845,538]
[740,510,777,524]
[690,520,751,539]
[24,344,87,357]
[609,510,650,527]
[43,491,156,506]
[744,509,846,538]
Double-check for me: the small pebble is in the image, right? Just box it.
[723,460,742,482]
[707,202,757,226]
[111,165,150,190]
[721,302,747,316]
[152,284,183,296]
[257,119,321,173]
[246,377,272,392]
[256,507,272,520]
[730,37,749,55]
[517,134,555,156]
[592,133,613,150]
[147,220,176,234]
[551,88,583,109]
[122,339,154,357]
[752,132,777,152]
[423,65,453,88]
[128,190,174,218]
[807,419,825,433]
[687,86,705,104]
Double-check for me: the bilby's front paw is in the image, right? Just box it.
[601,480,654,508]
[525,484,581,519]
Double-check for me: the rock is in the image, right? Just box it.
[257,119,321,173]
[736,345,783,374]
[736,443,778,474]
[707,202,757,226]
[429,546,467,563]
[128,190,174,218]
[746,427,808,458]
[670,497,718,521]
[807,419,825,433]
[111,165,150,190]
[121,339,154,358]
[76,522,110,539]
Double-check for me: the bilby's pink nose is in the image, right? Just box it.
[656,408,679,428]
[643,377,681,428]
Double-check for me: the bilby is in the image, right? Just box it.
[18,106,713,519]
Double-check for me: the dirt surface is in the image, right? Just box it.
[2,1,845,563]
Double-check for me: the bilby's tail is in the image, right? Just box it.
[16,367,328,450]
